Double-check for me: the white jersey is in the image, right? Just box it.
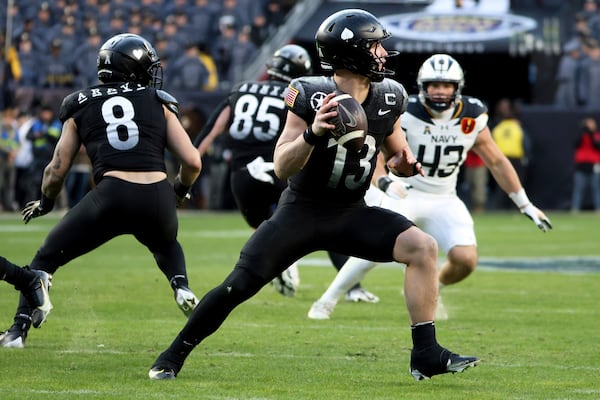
[393,95,489,195]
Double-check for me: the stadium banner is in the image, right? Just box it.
[296,1,561,54]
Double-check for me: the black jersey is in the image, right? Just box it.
[285,76,408,203]
[223,80,289,170]
[59,82,173,184]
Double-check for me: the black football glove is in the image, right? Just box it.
[22,195,55,224]
[173,178,191,208]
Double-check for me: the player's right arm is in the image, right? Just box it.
[274,92,338,180]
[22,117,81,223]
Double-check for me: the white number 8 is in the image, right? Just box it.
[102,96,139,150]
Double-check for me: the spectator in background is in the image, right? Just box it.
[52,15,79,66]
[571,116,600,212]
[491,98,530,209]
[228,26,258,84]
[30,2,59,52]
[39,39,75,89]
[579,37,600,109]
[554,40,585,107]
[0,32,22,111]
[189,0,221,45]
[462,150,488,212]
[14,34,38,113]
[73,28,103,88]
[13,111,35,208]
[26,105,62,202]
[582,0,600,41]
[211,15,238,89]
[198,43,219,92]
[167,42,210,92]
[0,109,19,211]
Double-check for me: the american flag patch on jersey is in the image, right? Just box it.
[285,86,299,108]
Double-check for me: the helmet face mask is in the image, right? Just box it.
[97,33,163,88]
[266,44,313,82]
[417,54,464,112]
[315,9,398,82]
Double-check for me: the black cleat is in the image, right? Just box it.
[0,323,28,348]
[410,344,479,380]
[148,351,183,380]
[148,366,177,380]
[25,270,53,328]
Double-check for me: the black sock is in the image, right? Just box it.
[411,321,437,351]
[0,257,30,289]
[169,275,189,291]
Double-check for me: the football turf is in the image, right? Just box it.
[0,210,599,399]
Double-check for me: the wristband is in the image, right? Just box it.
[302,126,321,146]
[174,178,191,199]
[509,188,530,209]
[377,176,393,192]
[40,194,55,212]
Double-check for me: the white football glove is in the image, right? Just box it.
[246,156,275,184]
[509,189,552,232]
[376,176,408,200]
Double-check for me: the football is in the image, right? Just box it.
[327,91,367,152]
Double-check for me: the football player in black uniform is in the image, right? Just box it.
[195,44,378,301]
[0,34,202,348]
[149,10,478,381]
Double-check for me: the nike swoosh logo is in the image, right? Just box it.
[338,104,358,127]
[378,109,391,116]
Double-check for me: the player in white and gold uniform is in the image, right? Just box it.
[308,54,552,320]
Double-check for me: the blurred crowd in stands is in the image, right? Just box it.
[0,0,296,113]
[555,0,600,108]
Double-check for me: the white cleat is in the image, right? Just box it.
[272,263,300,297]
[307,300,336,320]
[345,287,379,303]
[174,287,199,317]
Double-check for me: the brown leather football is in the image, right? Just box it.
[328,91,367,152]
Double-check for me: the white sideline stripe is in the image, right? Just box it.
[0,224,253,238]
[0,389,181,399]
[298,256,600,273]
[0,224,49,232]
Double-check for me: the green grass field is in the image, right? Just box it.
[0,210,599,400]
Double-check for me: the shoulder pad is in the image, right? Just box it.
[58,91,84,122]
[460,96,488,116]
[156,90,180,116]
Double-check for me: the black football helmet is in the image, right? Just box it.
[266,44,313,82]
[315,9,398,82]
[97,33,163,88]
